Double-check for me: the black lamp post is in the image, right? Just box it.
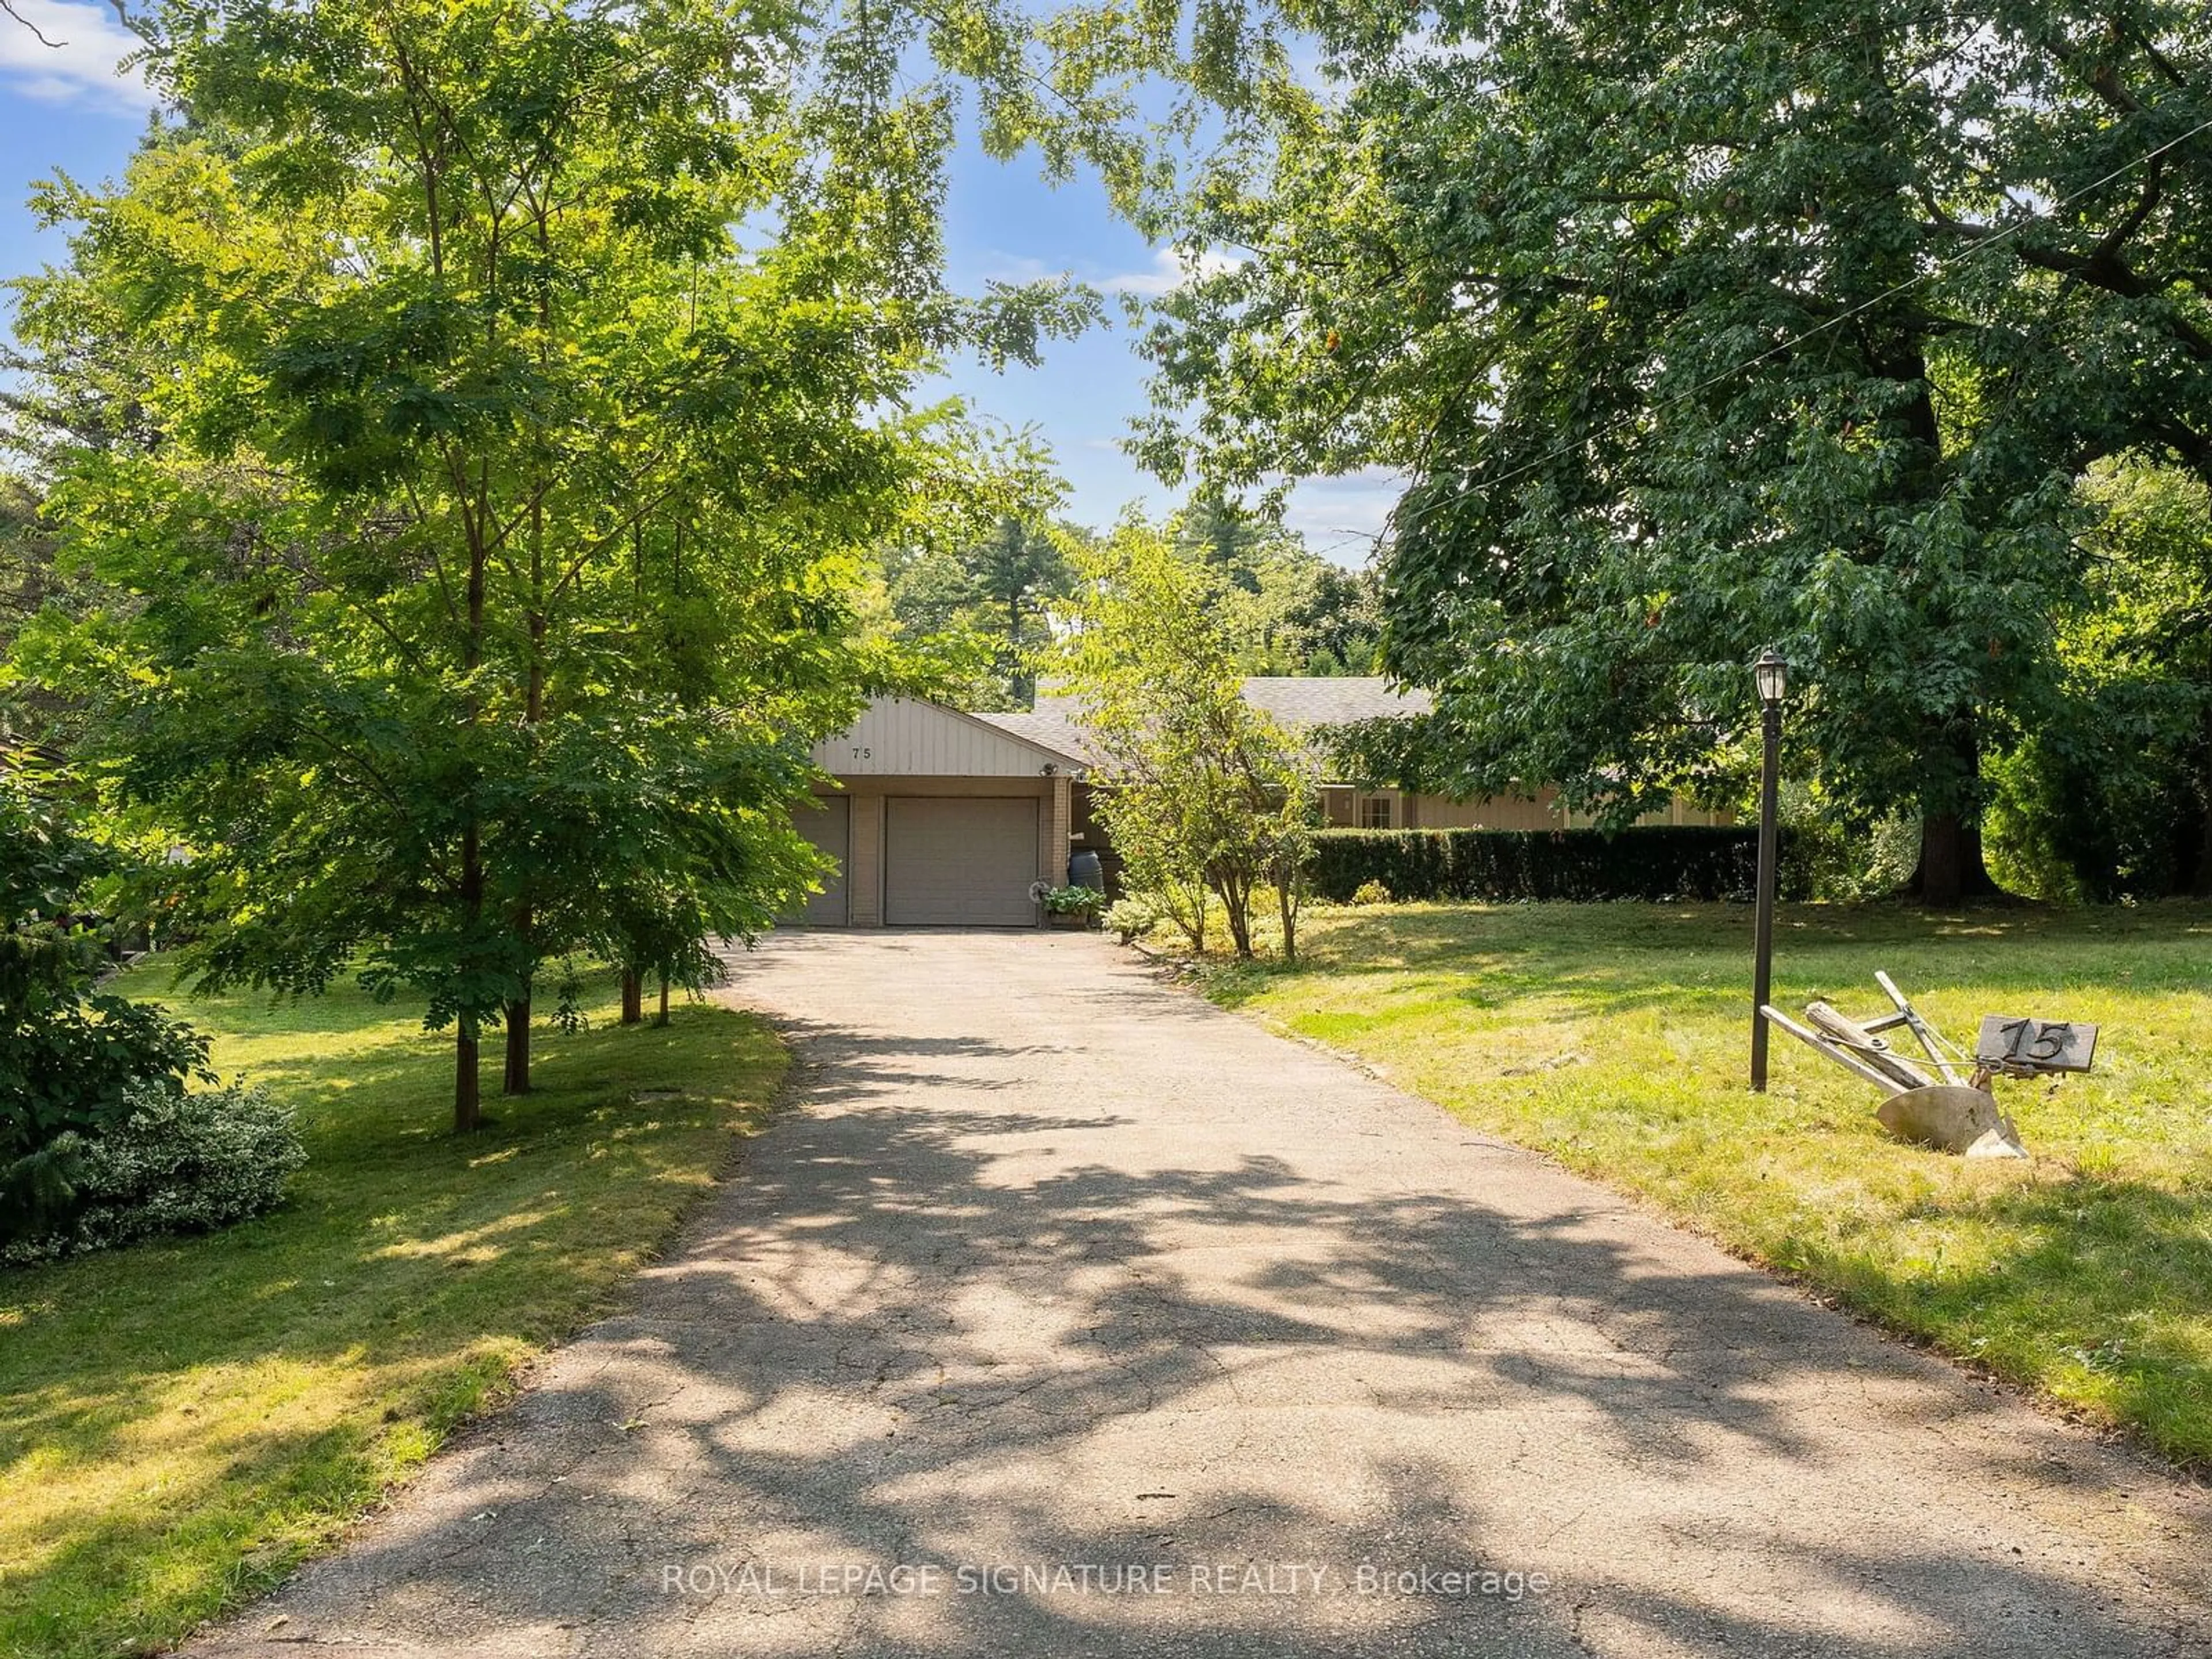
[1749,649,1788,1091]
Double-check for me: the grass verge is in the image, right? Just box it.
[0,967,783,1659]
[1176,900,2212,1468]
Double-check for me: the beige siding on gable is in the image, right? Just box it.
[813,698,1069,778]
[1413,791,1565,831]
[793,699,1075,930]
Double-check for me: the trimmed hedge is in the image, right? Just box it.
[1308,826,1802,904]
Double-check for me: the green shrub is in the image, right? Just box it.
[1985,733,2207,901]
[1349,879,1393,906]
[1103,892,1165,943]
[1775,785,1922,902]
[1,991,218,1231]
[2,1081,305,1266]
[1306,826,1798,904]
[1031,882,1104,915]
[2,772,232,1241]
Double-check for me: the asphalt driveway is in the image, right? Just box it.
[190,931,2210,1657]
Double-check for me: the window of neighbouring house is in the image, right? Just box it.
[1359,794,1393,830]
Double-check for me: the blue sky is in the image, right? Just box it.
[0,0,1397,560]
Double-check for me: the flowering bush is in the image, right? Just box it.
[2,1083,305,1266]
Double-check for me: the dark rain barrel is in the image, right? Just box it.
[1068,849,1105,892]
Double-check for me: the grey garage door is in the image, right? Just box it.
[884,797,1039,927]
[786,796,850,926]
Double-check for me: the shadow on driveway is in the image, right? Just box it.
[187,931,2211,1658]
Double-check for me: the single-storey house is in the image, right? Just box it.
[787,680,1726,927]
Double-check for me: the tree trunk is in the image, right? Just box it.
[502,991,531,1096]
[457,456,488,1134]
[1908,711,2001,908]
[655,972,671,1027]
[621,968,644,1025]
[1913,812,1998,908]
[454,1018,481,1134]
[1218,873,1254,958]
[456,813,486,1131]
[503,896,533,1096]
[509,476,546,1097]
[2194,796,2212,899]
[1277,882,1298,963]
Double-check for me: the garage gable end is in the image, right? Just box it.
[812,697,1077,778]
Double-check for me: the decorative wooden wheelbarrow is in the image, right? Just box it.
[1761,972,2097,1159]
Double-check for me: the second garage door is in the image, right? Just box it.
[884,797,1039,927]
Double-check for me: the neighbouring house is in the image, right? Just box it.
[785,680,1727,927]
[1230,677,1733,832]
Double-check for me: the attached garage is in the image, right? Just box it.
[883,797,1040,927]
[787,698,1084,930]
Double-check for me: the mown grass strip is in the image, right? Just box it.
[0,967,783,1659]
[1189,900,2212,1468]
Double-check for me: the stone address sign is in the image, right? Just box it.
[1974,1016,2099,1075]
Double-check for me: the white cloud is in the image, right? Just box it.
[1,0,156,114]
[1100,246,1244,298]
[974,251,1058,286]
[1279,467,1407,566]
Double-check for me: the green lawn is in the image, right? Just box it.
[0,967,785,1659]
[1184,900,2212,1467]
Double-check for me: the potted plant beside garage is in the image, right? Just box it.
[1032,882,1104,930]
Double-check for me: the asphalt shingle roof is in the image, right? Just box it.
[968,710,1101,766]
[1236,677,1433,728]
[978,678,1428,773]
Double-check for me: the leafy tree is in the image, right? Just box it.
[884,510,1077,707]
[1988,459,2212,897]
[1133,0,2212,905]
[0,477,80,748]
[12,0,1097,1130]
[1217,547,1381,677]
[1056,522,1317,958]
[1278,560,1384,676]
[885,494,1378,709]
[1171,494,1271,588]
[1168,496,1383,675]
[975,516,1076,706]
[2,200,171,756]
